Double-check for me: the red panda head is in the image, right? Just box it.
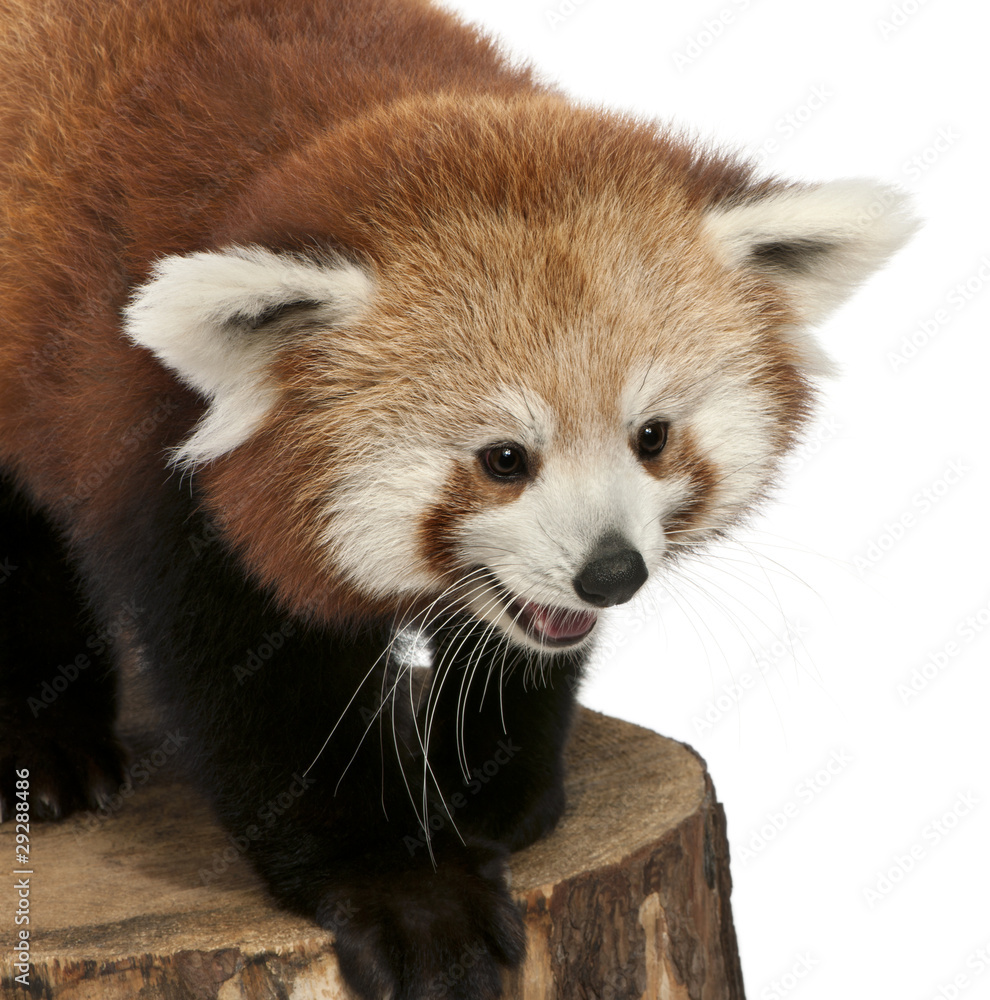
[125,97,916,649]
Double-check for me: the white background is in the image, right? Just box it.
[439,2,988,998]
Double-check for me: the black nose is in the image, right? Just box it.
[573,538,649,608]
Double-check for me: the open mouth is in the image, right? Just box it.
[508,597,598,647]
[480,571,598,648]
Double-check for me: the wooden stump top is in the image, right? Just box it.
[1,709,745,999]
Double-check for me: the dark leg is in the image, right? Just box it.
[79,479,527,1000]
[420,615,587,853]
[0,472,124,822]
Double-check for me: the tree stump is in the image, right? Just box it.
[0,708,745,999]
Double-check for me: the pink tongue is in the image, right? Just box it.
[523,602,597,641]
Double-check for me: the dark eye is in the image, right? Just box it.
[636,420,669,459]
[481,443,528,479]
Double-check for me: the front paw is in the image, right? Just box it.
[321,842,525,1000]
[0,713,125,822]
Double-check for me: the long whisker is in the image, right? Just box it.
[303,569,492,803]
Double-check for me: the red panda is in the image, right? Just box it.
[0,0,916,996]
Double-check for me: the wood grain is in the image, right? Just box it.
[0,709,745,999]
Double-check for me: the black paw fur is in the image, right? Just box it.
[314,843,525,1000]
[0,711,125,822]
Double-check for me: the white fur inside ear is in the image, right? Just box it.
[704,179,919,333]
[124,246,373,467]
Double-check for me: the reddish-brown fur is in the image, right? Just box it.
[1,6,916,994]
[0,0,807,625]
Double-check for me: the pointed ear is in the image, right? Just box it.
[703,179,919,368]
[124,245,373,467]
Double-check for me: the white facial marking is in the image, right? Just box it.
[626,361,775,534]
[444,387,673,652]
[321,443,451,602]
[458,451,676,651]
[321,388,560,608]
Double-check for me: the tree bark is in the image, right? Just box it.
[0,708,745,999]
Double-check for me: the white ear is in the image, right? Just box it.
[704,180,919,369]
[124,246,373,467]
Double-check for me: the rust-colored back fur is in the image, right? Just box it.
[0,0,528,493]
[0,0,799,623]
[0,0,531,604]
[0,6,914,994]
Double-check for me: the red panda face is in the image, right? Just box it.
[124,98,916,646]
[321,227,811,654]
[1,8,920,995]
